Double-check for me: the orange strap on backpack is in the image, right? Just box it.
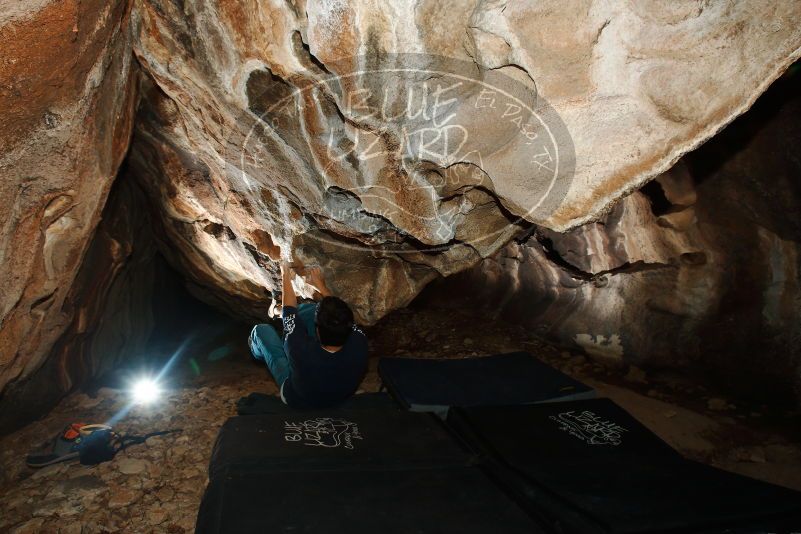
[62,423,87,441]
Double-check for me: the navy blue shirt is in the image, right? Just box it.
[281,305,368,408]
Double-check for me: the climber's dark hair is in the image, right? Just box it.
[315,296,354,346]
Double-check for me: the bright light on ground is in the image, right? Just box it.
[131,377,161,405]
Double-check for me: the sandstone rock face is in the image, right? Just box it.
[432,71,801,403]
[129,0,801,323]
[0,176,158,431]
[0,1,137,404]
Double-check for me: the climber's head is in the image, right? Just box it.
[315,296,354,347]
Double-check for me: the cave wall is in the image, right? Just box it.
[0,172,159,431]
[0,0,137,403]
[429,69,801,404]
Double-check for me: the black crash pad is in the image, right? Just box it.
[379,352,594,414]
[236,391,397,415]
[448,399,801,533]
[196,466,545,534]
[209,409,472,478]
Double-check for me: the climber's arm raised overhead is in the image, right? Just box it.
[281,260,298,309]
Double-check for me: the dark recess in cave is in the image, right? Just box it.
[640,179,672,216]
[688,61,801,187]
[686,60,801,242]
[86,254,253,396]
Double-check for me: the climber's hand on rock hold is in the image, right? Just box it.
[305,266,322,287]
[281,248,305,275]
[305,266,332,298]
[290,262,307,276]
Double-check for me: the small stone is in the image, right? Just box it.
[707,398,728,411]
[141,478,158,492]
[108,487,140,509]
[30,462,68,480]
[177,514,196,531]
[2,493,28,511]
[59,522,83,534]
[728,447,748,462]
[117,457,148,475]
[77,394,103,409]
[149,463,164,478]
[748,448,767,463]
[65,474,106,498]
[662,410,677,419]
[149,508,169,526]
[11,518,45,534]
[161,501,179,514]
[569,355,587,366]
[145,436,164,450]
[624,365,647,384]
[33,498,82,518]
[463,338,474,346]
[180,467,204,480]
[156,486,175,502]
[96,387,120,399]
[560,351,571,360]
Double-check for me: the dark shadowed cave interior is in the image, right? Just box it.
[2,2,801,533]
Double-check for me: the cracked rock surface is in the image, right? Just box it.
[127,0,801,326]
[431,72,801,403]
[0,0,137,423]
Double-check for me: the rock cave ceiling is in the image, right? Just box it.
[128,0,801,321]
[1,0,801,413]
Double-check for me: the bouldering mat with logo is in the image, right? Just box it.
[208,409,472,478]
[447,399,801,533]
[197,408,546,534]
[379,352,594,415]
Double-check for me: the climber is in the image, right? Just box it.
[248,255,368,408]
